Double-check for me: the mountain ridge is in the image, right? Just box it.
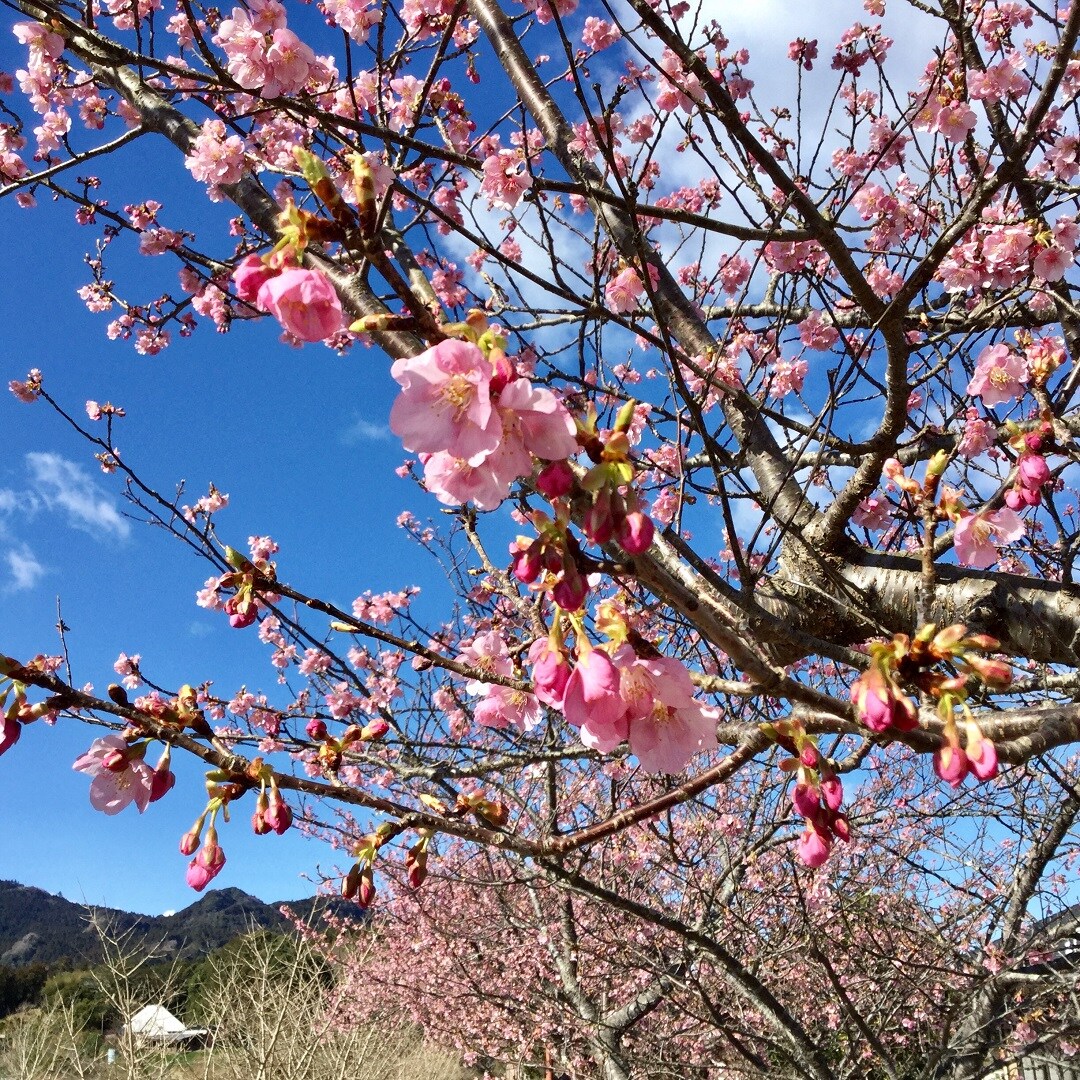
[0,879,334,967]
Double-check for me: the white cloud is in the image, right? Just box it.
[25,452,131,542]
[339,417,392,445]
[5,545,46,591]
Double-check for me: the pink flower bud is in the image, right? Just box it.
[851,669,918,732]
[551,567,588,611]
[528,637,571,708]
[488,350,515,395]
[186,848,226,891]
[1018,452,1050,490]
[617,510,655,555]
[830,813,851,843]
[360,719,390,741]
[791,782,820,819]
[265,791,292,834]
[796,826,832,868]
[799,745,819,768]
[934,743,969,788]
[252,792,271,835]
[150,766,175,803]
[306,718,328,740]
[967,735,998,781]
[535,460,575,499]
[101,748,128,772]
[406,848,428,890]
[187,828,226,891]
[819,775,843,813]
[510,539,542,583]
[232,254,275,304]
[224,595,258,629]
[357,866,376,909]
[583,490,615,545]
[0,714,22,756]
[1004,488,1024,510]
[179,829,201,856]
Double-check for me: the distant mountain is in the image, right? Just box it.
[0,880,344,967]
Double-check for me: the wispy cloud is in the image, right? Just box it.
[5,545,46,591]
[25,452,131,542]
[340,417,392,445]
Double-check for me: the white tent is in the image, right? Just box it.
[126,1004,209,1045]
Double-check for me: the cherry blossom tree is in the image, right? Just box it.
[3,0,1080,1076]
[337,754,1080,1080]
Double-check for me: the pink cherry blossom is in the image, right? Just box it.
[953,508,1024,569]
[1033,243,1074,282]
[390,340,501,463]
[605,267,646,314]
[72,734,154,815]
[458,630,514,696]
[562,648,628,753]
[480,150,532,210]
[256,267,343,342]
[957,408,995,459]
[474,685,542,731]
[852,495,891,531]
[966,343,1029,407]
[495,377,578,462]
[113,651,141,690]
[616,652,719,773]
[185,118,246,189]
[798,310,839,350]
[582,17,620,52]
[420,450,517,510]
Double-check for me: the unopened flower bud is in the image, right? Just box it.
[1018,452,1050,490]
[551,565,588,612]
[252,791,271,835]
[934,743,969,788]
[510,539,542,583]
[584,489,616,545]
[819,775,843,813]
[357,866,376,908]
[791,783,820,819]
[617,510,654,555]
[265,791,292,834]
[535,460,576,499]
[796,826,832,868]
[360,719,390,741]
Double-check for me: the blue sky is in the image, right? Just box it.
[0,0,977,916]
[0,196,433,912]
[0,12,448,911]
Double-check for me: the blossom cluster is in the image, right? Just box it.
[458,616,719,776]
[389,337,577,510]
[233,254,343,342]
